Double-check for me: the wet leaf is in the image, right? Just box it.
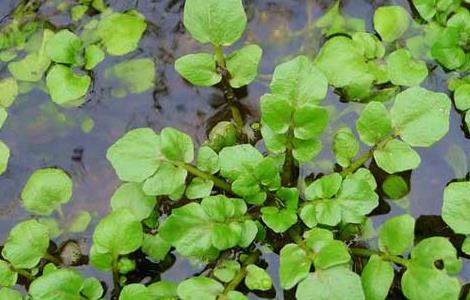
[105,58,155,94]
[378,214,415,255]
[0,77,18,108]
[68,210,91,233]
[333,127,359,168]
[175,53,221,87]
[374,6,410,42]
[386,49,428,87]
[177,277,223,300]
[29,268,84,300]
[84,45,105,70]
[46,65,90,107]
[454,83,470,111]
[46,29,82,65]
[111,182,156,220]
[160,127,194,163]
[226,44,263,88]
[356,102,392,146]
[374,139,421,174]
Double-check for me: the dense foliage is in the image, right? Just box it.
[1,0,470,299]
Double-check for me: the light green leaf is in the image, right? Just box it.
[105,58,155,94]
[177,277,224,300]
[374,6,410,42]
[46,65,90,107]
[454,84,470,111]
[92,209,143,257]
[0,77,18,108]
[183,0,247,46]
[214,260,240,283]
[106,128,161,182]
[71,5,88,21]
[261,207,297,233]
[279,244,311,289]
[111,182,156,220]
[160,127,194,163]
[271,55,328,105]
[260,94,292,134]
[333,127,359,168]
[386,49,428,87]
[356,102,392,146]
[245,264,272,291]
[38,217,62,238]
[2,219,49,269]
[0,288,22,300]
[411,237,462,274]
[142,162,187,197]
[361,255,394,300]
[97,11,146,56]
[119,284,153,300]
[142,234,171,261]
[313,240,351,270]
[300,204,317,228]
[29,268,84,300]
[68,210,92,233]
[412,0,436,20]
[46,29,82,65]
[81,277,104,300]
[292,138,322,163]
[0,260,17,287]
[219,144,263,181]
[378,214,415,255]
[84,45,105,70]
[207,121,237,152]
[186,178,213,199]
[382,175,409,199]
[147,281,178,299]
[21,168,73,216]
[0,140,9,175]
[352,32,385,59]
[373,139,421,174]
[89,245,113,271]
[305,173,342,200]
[196,146,219,174]
[226,44,262,88]
[175,53,221,87]
[391,87,451,147]
[296,267,365,300]
[442,182,470,235]
[431,27,466,70]
[293,105,328,140]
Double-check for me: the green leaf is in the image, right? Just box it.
[293,105,328,140]
[20,168,73,216]
[352,32,385,59]
[46,29,82,65]
[68,210,92,233]
[261,207,297,233]
[207,121,237,152]
[46,65,90,107]
[175,53,221,87]
[226,44,263,88]
[186,178,213,199]
[81,277,104,300]
[142,162,187,197]
[279,244,311,289]
[227,291,248,300]
[0,260,17,287]
[382,175,409,199]
[454,84,470,111]
[356,102,392,146]
[84,45,105,70]
[2,219,49,269]
[89,245,113,271]
[313,240,351,270]
[442,182,470,234]
[361,255,394,300]
[462,236,470,255]
[296,267,365,300]
[300,204,318,228]
[106,128,161,182]
[391,87,451,147]
[142,234,171,261]
[97,11,146,56]
[0,108,8,130]
[177,277,224,300]
[71,5,88,21]
[260,94,292,134]
[333,127,359,168]
[213,260,240,283]
[347,168,377,190]
[292,138,322,163]
[431,27,466,70]
[119,284,153,300]
[305,173,342,200]
[245,264,272,291]
[0,140,9,175]
[92,209,143,257]
[160,127,194,163]
[29,268,84,300]
[0,288,22,300]
[111,182,156,220]
[183,0,247,46]
[118,257,136,275]
[105,58,155,94]
[147,281,178,299]
[374,6,410,42]
[219,144,263,181]
[412,0,436,20]
[411,237,462,273]
[374,139,421,174]
[0,77,18,108]
[271,55,328,105]
[196,146,219,174]
[379,214,415,255]
[386,49,428,87]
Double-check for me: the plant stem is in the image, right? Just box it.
[214,45,245,139]
[350,247,409,267]
[173,161,233,193]
[16,268,34,280]
[112,258,121,296]
[220,251,261,297]
[43,252,62,265]
[282,127,295,186]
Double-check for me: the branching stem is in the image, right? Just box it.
[173,161,233,193]
[220,250,261,297]
[350,247,409,267]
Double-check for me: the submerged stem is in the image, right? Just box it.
[350,247,409,267]
[173,161,233,193]
[43,252,62,265]
[220,250,261,297]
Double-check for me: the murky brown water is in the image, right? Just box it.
[0,0,469,298]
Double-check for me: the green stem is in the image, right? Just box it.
[220,251,261,297]
[173,161,233,193]
[43,252,62,265]
[350,247,409,267]
[112,258,121,295]
[282,127,295,186]
[16,268,34,281]
[288,226,316,261]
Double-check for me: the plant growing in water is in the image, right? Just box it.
[1,0,470,299]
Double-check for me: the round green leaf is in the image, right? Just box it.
[454,84,470,111]
[226,44,263,88]
[373,139,421,174]
[260,94,292,134]
[21,168,73,216]
[378,214,415,255]
[313,240,351,270]
[46,65,90,106]
[142,162,187,197]
[92,209,143,257]
[29,268,84,300]
[293,105,328,140]
[245,264,272,291]
[142,234,171,262]
[105,58,155,94]
[46,29,82,65]
[219,144,263,181]
[106,128,161,182]
[292,138,322,163]
[183,0,247,46]
[186,178,213,199]
[8,53,51,82]
[333,127,359,168]
[84,45,105,70]
[81,277,103,300]
[0,140,9,175]
[374,6,410,42]
[213,260,240,283]
[119,284,153,300]
[196,146,219,174]
[411,237,462,273]
[261,207,297,233]
[111,182,156,220]
[382,175,409,199]
[442,182,470,235]
[160,127,194,163]
[175,53,221,87]
[0,260,17,287]
[0,77,18,108]
[0,288,22,300]
[431,27,466,70]
[386,49,428,87]
[147,281,178,299]
[391,87,451,147]
[97,11,146,56]
[361,255,394,300]
[2,219,49,269]
[67,210,91,233]
[279,244,311,289]
[356,102,392,146]
[177,277,224,300]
